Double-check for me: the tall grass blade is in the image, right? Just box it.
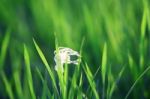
[24,45,36,99]
[13,71,23,98]
[68,38,84,99]
[101,43,107,99]
[140,7,147,70]
[77,73,83,99]
[33,39,59,97]
[0,30,10,71]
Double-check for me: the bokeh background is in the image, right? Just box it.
[0,0,150,98]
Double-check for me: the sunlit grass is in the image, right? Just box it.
[0,0,150,99]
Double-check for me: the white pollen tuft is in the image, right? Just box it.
[54,47,80,72]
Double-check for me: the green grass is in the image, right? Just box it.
[24,45,36,99]
[0,29,10,71]
[0,0,150,99]
[125,66,150,99]
[1,71,14,99]
[33,39,59,98]
[101,43,107,99]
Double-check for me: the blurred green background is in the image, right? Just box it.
[0,0,150,98]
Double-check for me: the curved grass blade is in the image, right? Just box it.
[125,66,150,99]
[107,66,125,99]
[33,39,59,97]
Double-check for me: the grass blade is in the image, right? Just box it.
[140,7,147,70]
[36,67,52,99]
[77,73,83,99]
[1,71,14,99]
[13,71,23,98]
[125,66,150,99]
[101,43,107,99]
[24,45,36,99]
[101,43,107,84]
[33,39,59,97]
[83,63,99,99]
[109,66,125,99]
[0,30,10,71]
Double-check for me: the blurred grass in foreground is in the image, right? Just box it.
[0,0,150,98]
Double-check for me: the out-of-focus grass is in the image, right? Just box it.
[0,0,150,98]
[101,43,107,99]
[1,71,14,99]
[0,30,10,71]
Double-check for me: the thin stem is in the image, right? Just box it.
[125,66,150,99]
